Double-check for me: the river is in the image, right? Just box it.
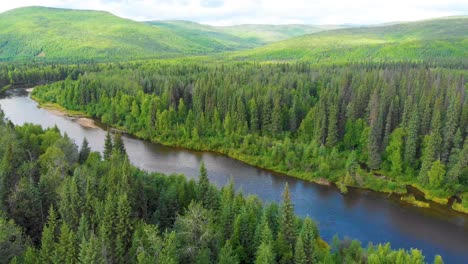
[1,89,467,263]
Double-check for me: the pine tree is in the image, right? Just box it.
[113,133,126,156]
[441,97,459,163]
[271,98,282,135]
[326,104,338,147]
[419,109,442,184]
[54,223,78,264]
[79,234,104,264]
[254,242,276,264]
[219,180,236,240]
[78,138,91,164]
[249,99,259,133]
[404,111,419,168]
[59,176,82,229]
[428,160,446,189]
[367,91,382,170]
[294,237,307,264]
[160,231,178,264]
[23,247,38,264]
[346,150,359,175]
[39,207,58,263]
[77,214,89,241]
[280,183,296,246]
[218,240,239,264]
[115,194,132,263]
[301,217,318,263]
[197,162,218,210]
[103,130,113,160]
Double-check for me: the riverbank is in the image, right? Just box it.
[0,84,11,95]
[32,95,98,128]
[30,96,468,215]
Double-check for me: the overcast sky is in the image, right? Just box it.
[0,0,467,26]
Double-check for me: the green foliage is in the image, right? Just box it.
[230,17,468,63]
[428,160,446,189]
[0,216,28,263]
[0,117,446,263]
[31,61,467,200]
[0,7,260,62]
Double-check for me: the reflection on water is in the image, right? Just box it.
[1,90,467,263]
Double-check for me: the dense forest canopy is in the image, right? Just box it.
[229,17,468,63]
[0,5,467,263]
[29,61,468,211]
[0,108,444,263]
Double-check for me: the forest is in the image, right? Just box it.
[29,61,468,212]
[0,104,447,264]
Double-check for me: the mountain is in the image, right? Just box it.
[146,20,258,49]
[0,7,254,62]
[229,17,468,63]
[150,21,343,45]
[220,24,344,44]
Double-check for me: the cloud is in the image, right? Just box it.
[201,0,225,8]
[0,0,466,25]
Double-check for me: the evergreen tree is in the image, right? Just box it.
[386,128,405,177]
[428,160,446,189]
[280,183,296,246]
[115,194,132,263]
[326,104,338,147]
[113,133,126,156]
[78,138,91,164]
[39,207,58,263]
[404,111,419,167]
[218,240,239,264]
[294,236,307,264]
[367,90,382,170]
[79,234,104,264]
[103,130,113,160]
[254,242,276,264]
[197,162,219,210]
[300,217,318,263]
[54,223,77,264]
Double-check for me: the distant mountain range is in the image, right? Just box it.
[229,17,468,63]
[0,6,466,63]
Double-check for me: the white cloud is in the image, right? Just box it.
[0,0,466,25]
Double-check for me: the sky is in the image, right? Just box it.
[0,0,467,26]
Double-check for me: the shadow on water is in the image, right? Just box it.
[0,89,467,263]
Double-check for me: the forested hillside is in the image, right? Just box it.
[230,17,468,62]
[0,108,443,263]
[31,61,468,212]
[0,7,257,62]
[150,21,343,45]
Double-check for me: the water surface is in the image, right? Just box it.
[1,90,467,263]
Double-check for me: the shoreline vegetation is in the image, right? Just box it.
[32,95,98,128]
[29,94,467,215]
[27,63,467,217]
[0,113,447,263]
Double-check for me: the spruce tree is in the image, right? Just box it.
[280,183,296,246]
[113,133,126,156]
[103,130,113,160]
[301,217,318,263]
[218,240,239,264]
[294,237,307,264]
[78,138,91,164]
[254,242,276,264]
[404,110,419,168]
[39,207,58,263]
